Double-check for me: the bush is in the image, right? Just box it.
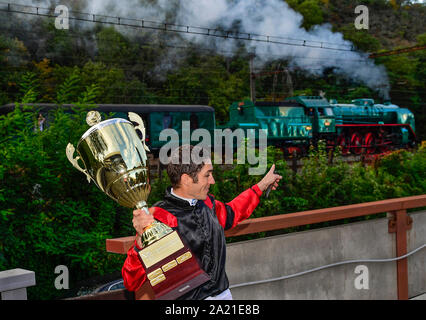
[0,105,133,299]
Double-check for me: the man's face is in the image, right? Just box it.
[188,163,215,200]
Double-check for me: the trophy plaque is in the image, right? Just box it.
[66,111,210,299]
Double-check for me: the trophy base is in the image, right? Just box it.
[155,266,210,300]
[138,230,210,300]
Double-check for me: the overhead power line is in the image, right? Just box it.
[369,45,426,58]
[0,25,368,63]
[0,2,356,52]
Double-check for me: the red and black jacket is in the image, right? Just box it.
[122,184,262,300]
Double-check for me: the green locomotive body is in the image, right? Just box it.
[330,98,416,154]
[221,96,416,155]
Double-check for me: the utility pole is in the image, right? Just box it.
[284,68,294,97]
[272,63,280,102]
[249,54,256,103]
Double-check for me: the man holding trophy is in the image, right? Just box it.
[122,145,282,300]
[66,111,281,300]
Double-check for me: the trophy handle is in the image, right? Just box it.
[66,143,92,183]
[128,112,150,152]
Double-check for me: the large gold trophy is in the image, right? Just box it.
[66,111,209,299]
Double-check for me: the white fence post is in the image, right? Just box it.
[0,269,36,300]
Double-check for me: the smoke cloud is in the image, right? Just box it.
[8,0,390,97]
[172,0,390,98]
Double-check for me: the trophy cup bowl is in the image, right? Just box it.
[66,111,210,299]
[66,112,172,246]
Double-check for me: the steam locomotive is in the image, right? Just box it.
[1,96,416,156]
[222,96,416,155]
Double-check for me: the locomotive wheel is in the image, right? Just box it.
[363,132,376,154]
[350,132,362,155]
[337,133,349,154]
[376,136,390,153]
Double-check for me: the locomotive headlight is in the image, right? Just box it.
[324,121,331,126]
[305,126,312,131]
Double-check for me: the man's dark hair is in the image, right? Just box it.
[167,145,209,188]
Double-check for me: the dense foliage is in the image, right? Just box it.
[0,105,134,299]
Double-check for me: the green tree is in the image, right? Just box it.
[297,0,324,29]
[96,27,138,68]
[55,68,82,104]
[165,54,249,123]
[0,105,132,299]
[286,0,325,29]
[0,35,31,105]
[339,24,381,52]
[412,33,426,88]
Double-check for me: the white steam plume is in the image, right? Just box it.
[173,0,390,98]
[12,0,390,97]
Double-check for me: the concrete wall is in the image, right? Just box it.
[408,211,426,298]
[226,210,425,300]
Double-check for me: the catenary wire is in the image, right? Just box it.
[0,2,356,52]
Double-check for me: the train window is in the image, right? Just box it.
[238,106,244,115]
[306,108,314,116]
[163,114,172,129]
[36,113,46,132]
[34,111,54,132]
[324,108,333,116]
[278,107,291,116]
[317,108,333,116]
[279,107,304,118]
[237,101,245,115]
[190,113,199,130]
